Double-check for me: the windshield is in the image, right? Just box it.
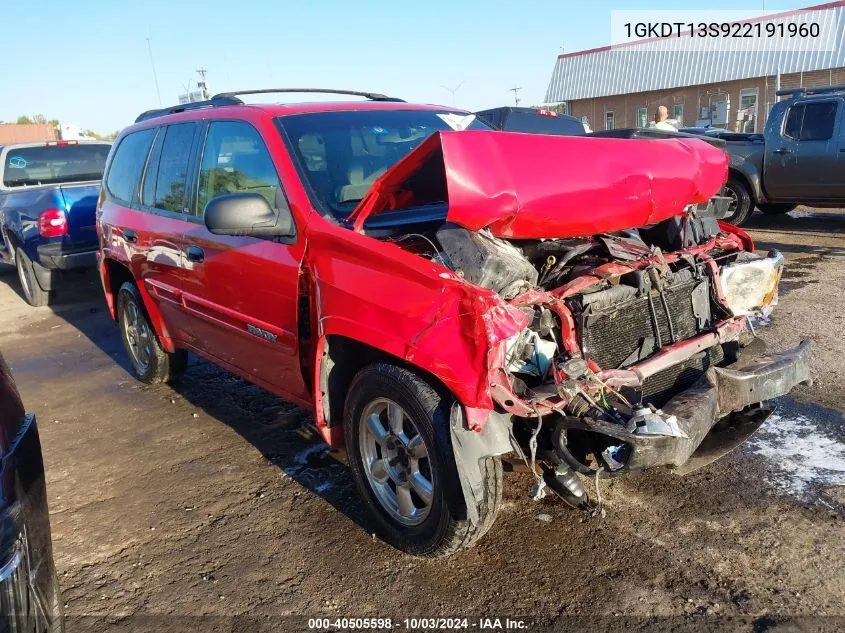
[277,109,491,219]
[2,144,110,187]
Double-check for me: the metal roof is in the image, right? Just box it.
[546,2,845,102]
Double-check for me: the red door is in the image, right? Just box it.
[177,120,309,401]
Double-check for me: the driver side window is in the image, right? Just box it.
[194,121,282,216]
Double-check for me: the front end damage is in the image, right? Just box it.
[348,130,812,509]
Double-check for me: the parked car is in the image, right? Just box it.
[0,351,63,631]
[97,89,810,557]
[475,107,587,135]
[0,140,110,306]
[685,85,845,225]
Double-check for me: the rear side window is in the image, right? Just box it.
[194,121,282,216]
[4,143,110,188]
[153,124,196,213]
[800,102,837,141]
[783,102,838,141]
[106,130,156,204]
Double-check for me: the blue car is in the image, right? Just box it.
[0,351,63,631]
[0,141,110,306]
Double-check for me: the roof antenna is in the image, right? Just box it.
[509,86,522,106]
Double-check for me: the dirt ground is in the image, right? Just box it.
[1,208,844,632]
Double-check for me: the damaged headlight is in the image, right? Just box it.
[718,250,784,316]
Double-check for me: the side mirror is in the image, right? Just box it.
[203,192,295,238]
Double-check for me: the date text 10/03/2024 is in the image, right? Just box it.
[306,618,529,630]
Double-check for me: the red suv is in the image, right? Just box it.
[97,89,810,557]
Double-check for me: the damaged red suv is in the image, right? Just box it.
[96,89,811,556]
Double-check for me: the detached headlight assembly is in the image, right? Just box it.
[718,250,784,316]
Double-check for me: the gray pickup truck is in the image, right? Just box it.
[700,85,845,225]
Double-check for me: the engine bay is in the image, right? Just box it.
[377,198,787,490]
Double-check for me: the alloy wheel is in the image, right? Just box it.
[16,255,33,302]
[122,299,153,373]
[358,398,434,526]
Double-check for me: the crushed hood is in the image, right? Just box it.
[350,130,728,239]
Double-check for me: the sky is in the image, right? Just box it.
[0,0,812,133]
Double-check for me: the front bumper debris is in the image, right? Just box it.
[556,340,812,473]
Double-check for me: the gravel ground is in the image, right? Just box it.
[1,208,843,633]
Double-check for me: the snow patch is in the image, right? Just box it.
[748,411,845,500]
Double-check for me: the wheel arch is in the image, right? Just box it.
[727,166,761,205]
[313,333,463,448]
[102,257,178,353]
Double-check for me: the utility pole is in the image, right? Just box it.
[196,67,210,100]
[509,86,522,106]
[146,37,162,106]
[441,81,466,105]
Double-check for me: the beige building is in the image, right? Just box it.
[545,2,845,133]
[0,123,58,145]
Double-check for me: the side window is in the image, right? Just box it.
[105,129,156,205]
[153,124,196,213]
[783,105,804,140]
[799,102,837,141]
[195,121,282,216]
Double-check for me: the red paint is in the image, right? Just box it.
[351,131,727,239]
[98,100,747,447]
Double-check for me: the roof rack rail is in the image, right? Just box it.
[212,88,405,102]
[134,95,243,123]
[776,85,845,98]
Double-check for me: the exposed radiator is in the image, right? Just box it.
[576,276,710,371]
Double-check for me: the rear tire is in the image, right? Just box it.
[344,363,502,557]
[757,203,797,215]
[117,281,187,384]
[722,177,754,226]
[15,247,52,307]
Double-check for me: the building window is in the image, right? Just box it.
[605,111,615,131]
[637,107,648,128]
[739,88,759,133]
[673,103,684,125]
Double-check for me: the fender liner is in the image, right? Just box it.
[449,404,514,524]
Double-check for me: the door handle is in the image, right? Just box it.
[123,229,137,243]
[773,148,792,155]
[186,246,205,263]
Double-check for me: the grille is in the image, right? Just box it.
[579,279,705,370]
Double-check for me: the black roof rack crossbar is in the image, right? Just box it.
[776,85,845,98]
[212,88,405,102]
[134,95,243,123]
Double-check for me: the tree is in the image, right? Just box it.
[16,115,32,124]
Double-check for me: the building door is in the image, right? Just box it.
[739,88,758,133]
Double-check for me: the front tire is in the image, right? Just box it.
[344,363,502,557]
[117,281,186,384]
[722,176,754,226]
[15,247,52,307]
[757,203,797,215]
